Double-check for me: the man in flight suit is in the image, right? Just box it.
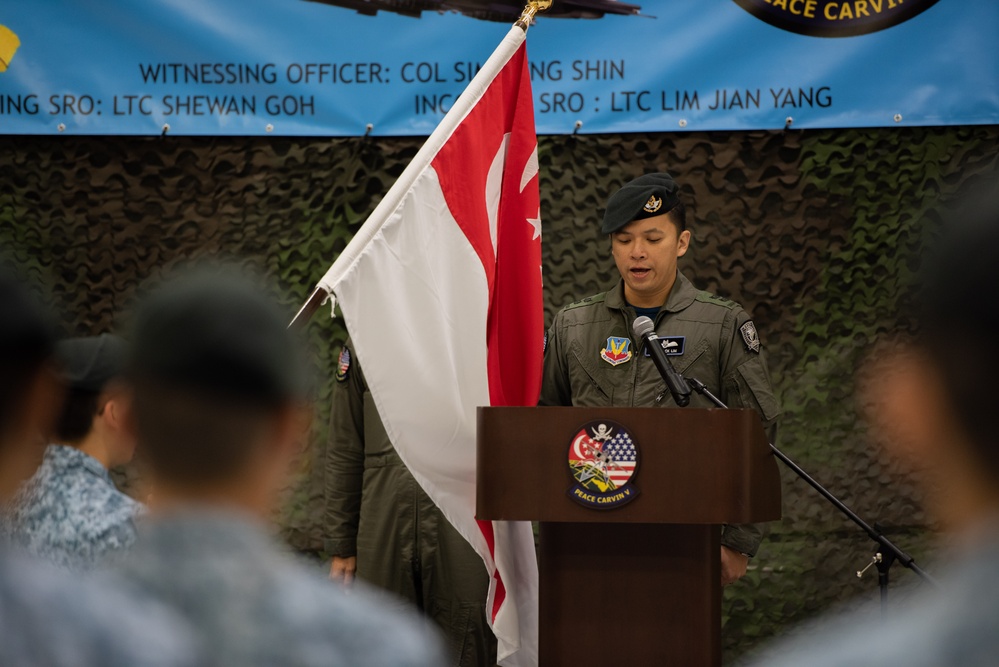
[325,345,497,666]
[539,173,781,584]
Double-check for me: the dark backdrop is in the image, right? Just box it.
[3,125,997,661]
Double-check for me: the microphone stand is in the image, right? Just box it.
[683,376,938,617]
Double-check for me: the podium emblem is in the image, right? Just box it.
[567,420,639,509]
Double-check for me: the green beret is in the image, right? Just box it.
[601,173,682,234]
[128,269,306,406]
[57,334,128,392]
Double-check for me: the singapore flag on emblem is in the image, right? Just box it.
[318,28,541,667]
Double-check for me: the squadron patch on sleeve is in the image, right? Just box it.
[740,321,761,353]
[335,345,351,382]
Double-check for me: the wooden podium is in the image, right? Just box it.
[476,407,781,666]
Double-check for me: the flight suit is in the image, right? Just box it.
[540,272,781,556]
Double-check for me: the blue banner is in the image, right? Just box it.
[0,0,995,136]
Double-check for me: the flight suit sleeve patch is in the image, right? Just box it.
[335,345,351,382]
[740,321,761,353]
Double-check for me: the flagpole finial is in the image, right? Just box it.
[515,0,551,30]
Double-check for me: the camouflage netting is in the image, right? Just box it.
[2,125,998,662]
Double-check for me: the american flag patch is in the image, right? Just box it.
[601,431,637,489]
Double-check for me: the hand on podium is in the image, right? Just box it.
[720,546,748,586]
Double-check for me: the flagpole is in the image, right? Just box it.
[289,286,328,329]
[515,0,552,28]
[289,0,551,331]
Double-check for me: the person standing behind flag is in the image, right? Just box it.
[8,334,142,571]
[539,172,781,584]
[326,341,498,666]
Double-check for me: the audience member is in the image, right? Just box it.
[116,268,445,667]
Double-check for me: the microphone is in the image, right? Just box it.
[632,315,691,407]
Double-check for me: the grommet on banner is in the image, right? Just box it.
[678,119,688,128]
[57,123,66,132]
[893,113,903,123]
[573,119,583,135]
[265,123,274,133]
[781,115,796,137]
[161,123,170,136]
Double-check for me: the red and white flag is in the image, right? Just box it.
[318,26,541,666]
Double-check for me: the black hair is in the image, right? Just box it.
[0,269,57,442]
[53,388,101,443]
[669,200,687,233]
[132,383,280,486]
[915,183,999,476]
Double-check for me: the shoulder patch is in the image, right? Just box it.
[740,321,761,353]
[565,292,607,311]
[695,291,738,310]
[335,345,351,382]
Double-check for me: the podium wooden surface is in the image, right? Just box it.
[476,407,781,666]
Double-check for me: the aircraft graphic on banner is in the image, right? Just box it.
[305,0,642,22]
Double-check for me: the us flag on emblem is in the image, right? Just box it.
[603,432,637,489]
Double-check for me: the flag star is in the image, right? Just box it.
[526,208,541,241]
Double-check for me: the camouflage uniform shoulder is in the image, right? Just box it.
[694,290,739,310]
[563,292,607,312]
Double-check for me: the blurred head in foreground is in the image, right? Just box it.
[738,184,999,667]
[0,269,61,501]
[868,184,999,532]
[126,268,308,513]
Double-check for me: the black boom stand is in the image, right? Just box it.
[684,376,939,615]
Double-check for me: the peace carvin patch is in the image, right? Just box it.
[335,346,351,382]
[567,420,640,509]
[740,321,761,353]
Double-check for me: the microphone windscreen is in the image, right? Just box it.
[632,316,655,338]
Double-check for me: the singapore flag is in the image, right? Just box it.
[318,27,541,667]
